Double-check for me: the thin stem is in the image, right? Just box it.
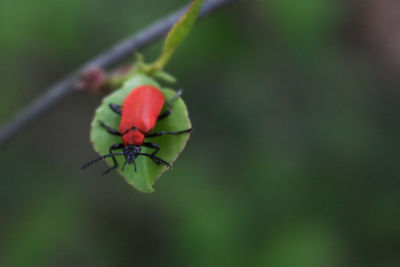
[0,0,238,148]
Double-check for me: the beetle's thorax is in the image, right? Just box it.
[122,129,145,146]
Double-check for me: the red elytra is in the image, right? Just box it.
[120,85,165,146]
[81,84,192,174]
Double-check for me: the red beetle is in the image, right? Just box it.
[81,85,191,174]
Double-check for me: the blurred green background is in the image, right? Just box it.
[1,0,400,266]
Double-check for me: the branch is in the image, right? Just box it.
[0,0,238,148]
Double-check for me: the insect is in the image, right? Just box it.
[81,85,192,174]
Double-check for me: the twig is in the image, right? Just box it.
[0,0,238,148]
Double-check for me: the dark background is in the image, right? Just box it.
[1,0,399,266]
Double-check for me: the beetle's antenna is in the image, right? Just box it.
[80,152,125,172]
[139,153,171,168]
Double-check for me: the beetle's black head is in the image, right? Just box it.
[80,145,171,174]
[121,145,141,171]
[123,145,141,163]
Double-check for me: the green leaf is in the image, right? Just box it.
[152,0,204,69]
[90,74,192,193]
[152,69,177,83]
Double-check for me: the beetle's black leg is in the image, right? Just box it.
[143,142,160,155]
[158,89,183,121]
[99,121,121,136]
[109,103,122,115]
[102,143,124,175]
[146,128,192,138]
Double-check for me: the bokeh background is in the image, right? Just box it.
[1,0,400,266]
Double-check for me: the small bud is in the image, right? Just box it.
[75,67,108,94]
